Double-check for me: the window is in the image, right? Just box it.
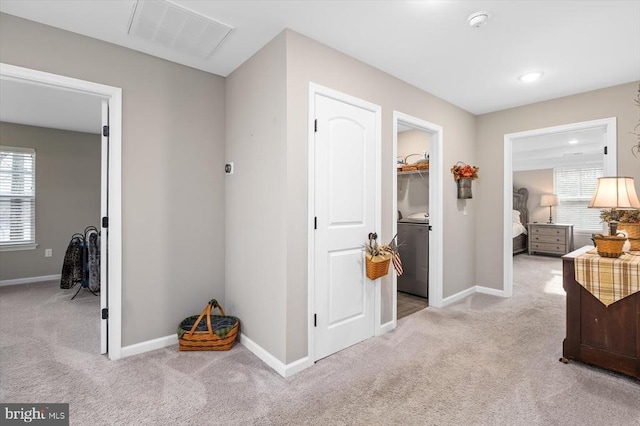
[0,146,36,249]
[554,166,603,232]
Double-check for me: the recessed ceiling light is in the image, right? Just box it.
[568,140,579,145]
[519,72,544,83]
[467,11,490,28]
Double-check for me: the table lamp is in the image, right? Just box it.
[588,177,640,235]
[540,194,559,224]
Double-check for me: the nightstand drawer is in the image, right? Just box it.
[530,227,566,237]
[531,234,566,244]
[530,242,566,254]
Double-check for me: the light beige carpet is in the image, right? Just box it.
[1,255,639,425]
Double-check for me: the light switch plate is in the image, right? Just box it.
[225,162,234,174]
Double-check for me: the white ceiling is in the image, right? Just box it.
[1,0,638,117]
[512,126,606,171]
[0,0,640,133]
[0,79,102,134]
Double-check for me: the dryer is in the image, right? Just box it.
[397,218,429,298]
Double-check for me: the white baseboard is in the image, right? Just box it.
[0,274,61,287]
[284,355,312,377]
[118,332,311,378]
[379,320,395,335]
[441,285,476,306]
[442,285,508,307]
[121,334,178,358]
[239,333,311,377]
[476,285,507,298]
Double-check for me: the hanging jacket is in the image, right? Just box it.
[60,234,83,289]
[87,228,100,292]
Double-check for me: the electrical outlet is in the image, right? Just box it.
[45,249,52,257]
[225,162,234,174]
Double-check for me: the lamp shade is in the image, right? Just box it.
[540,194,559,207]
[588,177,640,209]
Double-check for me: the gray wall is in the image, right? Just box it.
[0,123,100,280]
[476,82,640,289]
[0,13,227,347]
[285,30,477,362]
[6,10,633,364]
[225,33,288,361]
[513,168,553,225]
[225,29,478,364]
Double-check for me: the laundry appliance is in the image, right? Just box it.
[397,213,429,298]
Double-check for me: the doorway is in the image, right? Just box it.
[0,63,123,359]
[503,117,617,297]
[392,112,444,325]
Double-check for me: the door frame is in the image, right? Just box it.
[0,63,124,360]
[391,112,444,319]
[503,117,617,297]
[307,83,382,363]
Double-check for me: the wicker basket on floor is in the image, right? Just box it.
[365,252,391,280]
[592,234,626,258]
[178,299,239,351]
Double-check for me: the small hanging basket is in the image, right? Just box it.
[178,299,239,351]
[365,252,392,280]
[363,232,393,280]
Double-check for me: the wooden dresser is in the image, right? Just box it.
[528,223,574,256]
[561,246,640,380]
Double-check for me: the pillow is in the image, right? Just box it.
[512,210,522,224]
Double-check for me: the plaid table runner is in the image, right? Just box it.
[574,249,640,306]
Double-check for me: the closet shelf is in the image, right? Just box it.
[397,169,429,176]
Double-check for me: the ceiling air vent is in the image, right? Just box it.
[128,0,234,59]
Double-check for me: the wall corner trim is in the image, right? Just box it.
[118,332,312,377]
[239,333,311,377]
[475,286,507,298]
[379,320,395,335]
[441,285,507,307]
[441,286,476,306]
[0,274,61,287]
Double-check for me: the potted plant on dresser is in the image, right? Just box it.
[601,210,640,251]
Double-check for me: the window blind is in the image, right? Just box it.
[554,166,603,232]
[0,146,36,246]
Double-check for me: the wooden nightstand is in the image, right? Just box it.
[528,223,574,256]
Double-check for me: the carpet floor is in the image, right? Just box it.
[1,255,639,425]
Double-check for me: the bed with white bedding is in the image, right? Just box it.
[513,187,529,255]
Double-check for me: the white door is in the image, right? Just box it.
[100,99,109,354]
[313,91,380,361]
